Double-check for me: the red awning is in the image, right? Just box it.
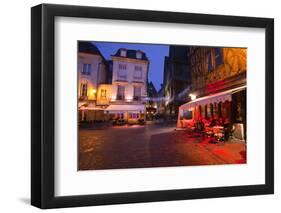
[179,86,246,111]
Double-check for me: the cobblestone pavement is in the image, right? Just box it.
[78,122,246,170]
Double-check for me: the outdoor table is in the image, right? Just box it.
[213,126,225,141]
[213,126,224,132]
[205,126,214,137]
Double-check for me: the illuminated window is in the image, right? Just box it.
[82,64,91,75]
[133,86,141,100]
[130,113,139,119]
[117,113,124,119]
[117,85,125,100]
[100,89,107,98]
[80,82,88,97]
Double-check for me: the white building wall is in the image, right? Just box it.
[78,52,106,100]
[111,57,148,101]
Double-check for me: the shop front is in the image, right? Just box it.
[78,105,106,122]
[177,86,246,141]
[105,104,146,125]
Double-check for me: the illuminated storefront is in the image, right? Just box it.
[177,47,247,141]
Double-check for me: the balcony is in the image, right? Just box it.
[115,77,128,83]
[79,96,88,101]
[132,80,144,85]
[116,95,125,101]
[133,96,141,101]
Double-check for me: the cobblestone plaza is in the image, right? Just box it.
[79,122,246,170]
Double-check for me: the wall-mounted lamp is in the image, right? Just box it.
[189,94,196,101]
[126,96,133,102]
[111,96,116,102]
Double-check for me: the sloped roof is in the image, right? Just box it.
[79,41,108,63]
[112,48,148,61]
[78,41,102,55]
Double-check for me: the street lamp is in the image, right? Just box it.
[92,89,97,100]
[189,94,196,101]
[126,96,132,102]
[111,96,116,102]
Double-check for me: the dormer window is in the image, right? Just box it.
[120,49,126,57]
[136,51,142,59]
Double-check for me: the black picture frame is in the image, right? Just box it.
[31,3,274,209]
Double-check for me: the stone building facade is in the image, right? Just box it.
[106,48,149,122]
[190,47,246,97]
[146,81,158,120]
[78,45,149,124]
[163,46,191,118]
[178,47,247,140]
[78,42,108,121]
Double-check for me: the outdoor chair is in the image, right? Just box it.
[213,126,225,142]
[205,127,214,138]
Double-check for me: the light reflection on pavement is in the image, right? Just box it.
[78,122,246,170]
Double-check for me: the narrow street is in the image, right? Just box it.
[79,122,246,170]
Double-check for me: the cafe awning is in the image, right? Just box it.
[179,86,246,111]
[78,102,87,108]
[79,106,104,110]
[105,104,145,113]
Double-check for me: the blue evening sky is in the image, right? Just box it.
[92,41,169,91]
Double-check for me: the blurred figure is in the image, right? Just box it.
[224,118,232,141]
[218,117,224,126]
[210,116,216,127]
